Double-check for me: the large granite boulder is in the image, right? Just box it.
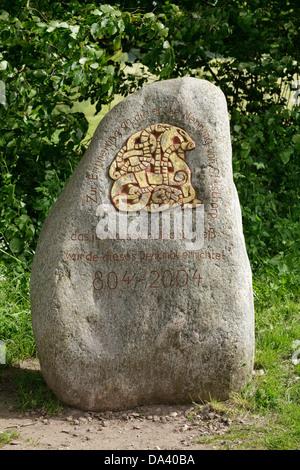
[30,78,255,410]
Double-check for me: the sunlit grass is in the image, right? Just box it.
[0,265,35,364]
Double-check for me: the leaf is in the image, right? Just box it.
[150,21,169,37]
[72,70,84,86]
[253,162,265,169]
[105,65,115,75]
[92,9,103,16]
[100,5,115,13]
[72,128,83,144]
[58,22,69,29]
[144,12,155,21]
[292,134,300,150]
[90,23,100,38]
[241,148,251,159]
[127,50,137,62]
[280,147,294,164]
[240,141,250,149]
[0,11,9,20]
[70,25,80,38]
[9,237,24,254]
[106,24,118,36]
[0,60,8,70]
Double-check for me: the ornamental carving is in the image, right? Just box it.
[109,124,202,212]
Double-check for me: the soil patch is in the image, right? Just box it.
[0,359,249,451]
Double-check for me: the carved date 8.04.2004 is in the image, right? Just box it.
[93,269,202,291]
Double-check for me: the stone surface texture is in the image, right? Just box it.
[30,78,255,411]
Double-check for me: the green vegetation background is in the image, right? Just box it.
[0,0,299,449]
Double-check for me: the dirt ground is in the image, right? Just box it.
[0,359,243,451]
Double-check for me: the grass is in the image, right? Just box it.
[0,265,64,415]
[0,429,19,448]
[199,401,300,450]
[12,369,64,416]
[192,271,300,450]
[0,264,35,363]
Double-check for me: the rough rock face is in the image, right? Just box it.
[30,78,255,411]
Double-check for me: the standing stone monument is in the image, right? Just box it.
[30,78,255,411]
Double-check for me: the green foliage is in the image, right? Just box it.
[0,1,173,267]
[231,107,300,282]
[0,0,299,289]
